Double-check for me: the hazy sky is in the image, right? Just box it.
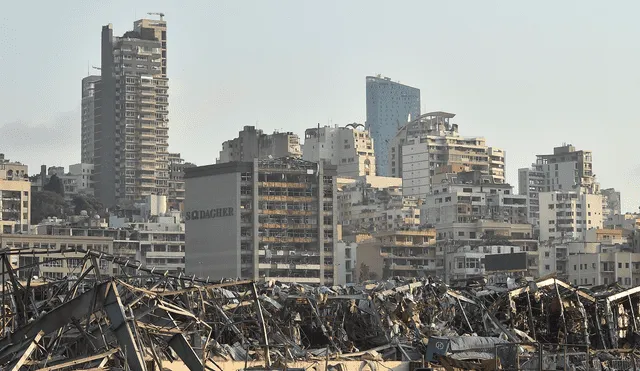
[1,1,639,212]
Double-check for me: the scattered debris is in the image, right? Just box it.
[1,248,640,370]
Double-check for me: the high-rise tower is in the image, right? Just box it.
[93,16,169,207]
[365,75,420,177]
[81,75,101,164]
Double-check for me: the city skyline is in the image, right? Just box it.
[1,1,639,211]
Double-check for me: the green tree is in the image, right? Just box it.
[43,174,65,197]
[72,194,105,216]
[31,191,66,224]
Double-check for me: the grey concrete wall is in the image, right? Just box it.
[185,172,240,279]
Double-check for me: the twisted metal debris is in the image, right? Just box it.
[0,248,640,370]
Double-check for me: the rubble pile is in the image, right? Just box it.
[0,249,640,370]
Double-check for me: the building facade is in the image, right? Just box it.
[365,75,420,176]
[218,126,301,163]
[421,170,526,226]
[356,229,437,281]
[0,234,114,280]
[392,112,505,199]
[302,124,375,177]
[601,188,621,218]
[433,221,538,283]
[519,144,597,229]
[185,157,338,284]
[538,191,603,242]
[94,17,169,207]
[0,178,30,234]
[168,153,194,212]
[81,75,101,164]
[0,154,28,181]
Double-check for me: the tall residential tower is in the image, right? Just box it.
[93,17,169,208]
[365,75,420,177]
[81,75,101,164]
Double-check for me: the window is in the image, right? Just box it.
[458,231,465,237]
[618,262,622,269]
[549,204,554,209]
[574,265,577,271]
[545,264,550,270]
[545,251,550,258]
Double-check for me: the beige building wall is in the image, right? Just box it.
[0,179,30,234]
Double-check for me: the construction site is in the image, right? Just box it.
[1,248,640,370]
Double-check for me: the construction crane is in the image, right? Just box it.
[148,12,165,20]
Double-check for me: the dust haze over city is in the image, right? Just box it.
[2,1,640,370]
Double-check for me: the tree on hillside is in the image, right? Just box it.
[31,191,66,224]
[43,174,65,197]
[72,194,105,216]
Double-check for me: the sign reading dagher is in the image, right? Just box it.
[185,207,234,221]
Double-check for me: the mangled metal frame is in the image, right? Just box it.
[2,247,640,370]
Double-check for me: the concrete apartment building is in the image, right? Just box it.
[601,188,621,218]
[421,169,527,226]
[538,191,603,242]
[0,178,30,235]
[94,17,170,207]
[81,75,101,164]
[0,155,30,235]
[519,144,597,228]
[184,157,338,284]
[434,221,539,283]
[32,164,95,200]
[335,240,357,285]
[336,176,421,235]
[302,124,376,177]
[356,229,437,280]
[365,75,420,176]
[0,154,28,181]
[37,212,186,276]
[605,213,640,231]
[539,228,627,281]
[0,234,114,280]
[391,112,506,199]
[167,153,195,212]
[217,126,301,163]
[567,251,640,288]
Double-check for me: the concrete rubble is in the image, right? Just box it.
[1,248,640,370]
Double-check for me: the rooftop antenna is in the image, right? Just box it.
[148,12,165,20]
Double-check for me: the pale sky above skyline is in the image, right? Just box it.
[1,1,639,212]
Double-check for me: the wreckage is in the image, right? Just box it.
[0,248,639,370]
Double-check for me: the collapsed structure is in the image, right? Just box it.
[0,249,640,370]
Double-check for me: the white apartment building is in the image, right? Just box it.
[421,170,527,226]
[303,124,375,177]
[538,191,603,242]
[69,163,95,195]
[568,251,640,288]
[390,112,505,199]
[335,240,357,285]
[538,228,627,280]
[218,126,302,163]
[519,144,597,228]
